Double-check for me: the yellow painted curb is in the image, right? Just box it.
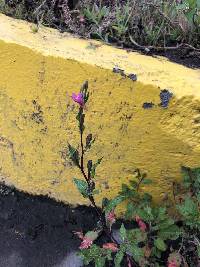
[0,14,200,207]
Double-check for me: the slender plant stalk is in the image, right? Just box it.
[77,107,120,245]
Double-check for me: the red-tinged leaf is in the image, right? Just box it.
[143,245,151,258]
[168,252,182,267]
[79,237,93,249]
[127,256,132,267]
[103,243,118,252]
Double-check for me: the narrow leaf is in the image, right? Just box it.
[91,158,103,178]
[154,238,167,252]
[105,195,125,212]
[73,178,89,198]
[120,224,127,241]
[68,144,80,166]
[85,231,99,241]
[114,250,124,267]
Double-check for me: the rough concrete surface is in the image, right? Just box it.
[0,14,200,207]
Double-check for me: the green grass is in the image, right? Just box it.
[0,0,200,50]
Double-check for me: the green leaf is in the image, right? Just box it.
[85,231,99,241]
[128,244,144,263]
[197,192,200,203]
[142,192,152,203]
[152,218,174,231]
[137,206,154,222]
[120,184,139,199]
[85,134,95,150]
[68,144,80,166]
[181,166,200,198]
[158,225,182,240]
[154,238,167,251]
[114,250,124,267]
[155,207,167,221]
[191,168,200,191]
[73,178,89,198]
[102,198,109,209]
[91,158,103,178]
[177,197,198,217]
[151,247,162,258]
[95,257,106,267]
[105,195,125,212]
[120,224,127,241]
[176,1,189,11]
[79,244,101,265]
[177,197,200,228]
[127,228,147,243]
[125,202,137,219]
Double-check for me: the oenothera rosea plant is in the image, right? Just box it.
[68,82,200,267]
[69,82,103,216]
[68,82,135,265]
[67,82,193,267]
[69,82,116,239]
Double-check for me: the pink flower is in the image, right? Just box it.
[103,243,118,252]
[106,211,116,224]
[79,237,93,249]
[71,92,84,106]
[79,16,85,23]
[168,260,178,267]
[135,215,147,232]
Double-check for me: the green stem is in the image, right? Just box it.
[78,108,119,247]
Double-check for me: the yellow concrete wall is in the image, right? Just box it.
[0,14,200,206]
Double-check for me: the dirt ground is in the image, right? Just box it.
[0,183,100,267]
[155,49,200,69]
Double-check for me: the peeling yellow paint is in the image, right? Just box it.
[0,14,200,208]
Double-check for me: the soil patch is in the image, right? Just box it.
[1,1,200,69]
[0,183,100,267]
[154,49,200,69]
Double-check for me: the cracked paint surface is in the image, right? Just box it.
[0,15,200,209]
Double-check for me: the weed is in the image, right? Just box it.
[67,81,200,267]
[0,0,199,51]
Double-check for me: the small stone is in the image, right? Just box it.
[143,102,154,109]
[128,73,137,81]
[112,66,125,76]
[160,89,173,108]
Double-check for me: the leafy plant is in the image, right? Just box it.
[68,82,200,267]
[111,1,132,40]
[176,0,200,27]
[1,0,200,52]
[176,167,200,229]
[80,244,113,267]
[83,3,110,26]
